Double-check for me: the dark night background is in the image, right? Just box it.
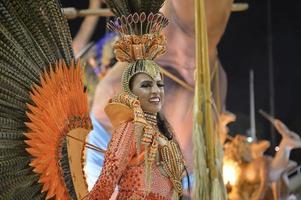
[62,0,301,163]
[219,0,301,162]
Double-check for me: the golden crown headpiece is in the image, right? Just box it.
[107,12,169,62]
[105,0,168,97]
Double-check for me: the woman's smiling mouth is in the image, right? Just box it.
[149,97,160,103]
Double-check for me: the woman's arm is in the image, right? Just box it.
[72,0,102,54]
[166,0,233,49]
[161,0,233,66]
[87,122,136,200]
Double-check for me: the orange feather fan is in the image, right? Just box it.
[25,61,92,199]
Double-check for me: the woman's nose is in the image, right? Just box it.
[151,84,160,94]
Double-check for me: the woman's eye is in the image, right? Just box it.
[141,83,151,88]
[157,83,165,88]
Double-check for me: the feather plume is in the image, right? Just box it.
[105,0,168,36]
[0,0,90,199]
[149,0,165,14]
[105,0,165,16]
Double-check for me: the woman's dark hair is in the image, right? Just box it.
[157,112,173,140]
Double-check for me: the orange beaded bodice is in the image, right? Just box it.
[87,122,175,200]
[87,97,185,200]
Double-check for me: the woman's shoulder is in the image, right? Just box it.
[104,101,134,128]
[104,92,142,128]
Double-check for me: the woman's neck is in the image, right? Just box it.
[144,112,157,127]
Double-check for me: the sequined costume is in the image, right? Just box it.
[88,122,173,200]
[87,94,184,199]
[85,113,193,192]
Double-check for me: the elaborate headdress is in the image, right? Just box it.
[104,0,168,97]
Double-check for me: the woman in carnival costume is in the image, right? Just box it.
[87,0,187,199]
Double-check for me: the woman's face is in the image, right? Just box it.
[131,73,164,113]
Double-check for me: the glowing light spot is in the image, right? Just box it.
[223,159,241,186]
[247,137,253,143]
